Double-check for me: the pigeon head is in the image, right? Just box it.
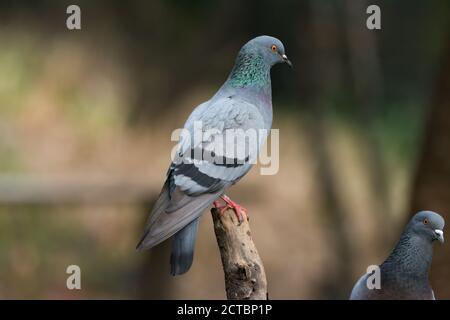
[408,211,445,243]
[228,36,291,89]
[242,35,292,67]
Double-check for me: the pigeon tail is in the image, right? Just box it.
[136,180,223,251]
[170,218,200,275]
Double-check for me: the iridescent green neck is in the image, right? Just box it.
[228,51,271,89]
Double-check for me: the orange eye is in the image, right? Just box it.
[423,218,429,225]
[271,45,277,52]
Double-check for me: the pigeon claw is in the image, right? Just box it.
[213,195,248,225]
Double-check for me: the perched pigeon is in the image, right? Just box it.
[136,36,291,275]
[350,211,445,300]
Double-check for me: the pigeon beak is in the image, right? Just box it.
[282,54,293,68]
[435,229,444,243]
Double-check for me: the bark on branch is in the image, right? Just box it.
[211,207,268,300]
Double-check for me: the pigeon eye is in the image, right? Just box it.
[271,45,277,52]
[423,218,429,225]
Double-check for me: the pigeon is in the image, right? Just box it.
[350,211,445,300]
[136,36,291,275]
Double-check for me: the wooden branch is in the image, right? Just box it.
[211,207,268,300]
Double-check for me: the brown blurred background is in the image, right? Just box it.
[0,0,449,299]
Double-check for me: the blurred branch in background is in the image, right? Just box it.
[0,176,155,205]
[410,31,450,298]
[302,0,354,298]
[343,0,392,244]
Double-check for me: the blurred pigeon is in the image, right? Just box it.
[350,211,445,300]
[136,36,291,275]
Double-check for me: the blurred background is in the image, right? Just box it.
[0,0,449,299]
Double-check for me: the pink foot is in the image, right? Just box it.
[213,195,248,224]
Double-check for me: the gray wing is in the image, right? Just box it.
[137,96,265,249]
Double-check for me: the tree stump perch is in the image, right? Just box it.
[211,207,268,300]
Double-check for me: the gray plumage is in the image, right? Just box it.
[136,36,291,275]
[350,211,445,300]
